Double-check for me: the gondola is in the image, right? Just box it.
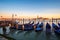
[52,23,59,30]
[18,24,23,30]
[46,23,51,33]
[35,22,43,32]
[10,21,18,29]
[24,22,34,31]
[10,24,16,29]
[58,23,60,28]
[52,23,60,34]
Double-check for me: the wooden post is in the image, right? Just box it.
[11,14,14,27]
[29,19,30,23]
[23,18,24,24]
[56,19,57,24]
[16,24,18,29]
[52,18,53,23]
[22,18,24,30]
[34,25,36,30]
[22,24,24,30]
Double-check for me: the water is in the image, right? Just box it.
[0,20,60,40]
[6,30,60,40]
[0,28,3,34]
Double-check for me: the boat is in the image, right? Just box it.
[52,23,60,34]
[35,22,43,32]
[24,22,34,31]
[58,23,60,28]
[52,23,59,30]
[18,24,23,30]
[46,23,51,33]
[10,24,16,29]
[10,21,18,29]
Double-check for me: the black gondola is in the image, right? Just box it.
[52,23,60,34]
[35,22,43,32]
[46,23,51,33]
[58,23,60,28]
[10,23,16,29]
[18,25,23,30]
[24,22,34,31]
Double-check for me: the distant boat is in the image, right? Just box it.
[35,22,43,32]
[52,23,60,34]
[46,23,51,33]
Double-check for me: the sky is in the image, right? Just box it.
[0,0,60,18]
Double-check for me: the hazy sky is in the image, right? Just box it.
[0,0,60,18]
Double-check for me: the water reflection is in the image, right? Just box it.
[46,33,51,40]
[2,27,6,35]
[55,34,60,40]
[5,26,10,34]
[0,28,3,34]
[24,31,33,36]
[0,26,10,35]
[34,31,42,40]
[16,30,23,35]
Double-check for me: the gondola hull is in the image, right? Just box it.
[35,23,43,32]
[54,29,60,34]
[58,23,60,28]
[46,23,51,33]
[10,26,16,29]
[24,24,34,31]
[35,28,43,32]
[18,25,22,30]
[52,23,60,34]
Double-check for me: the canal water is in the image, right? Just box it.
[0,20,60,40]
